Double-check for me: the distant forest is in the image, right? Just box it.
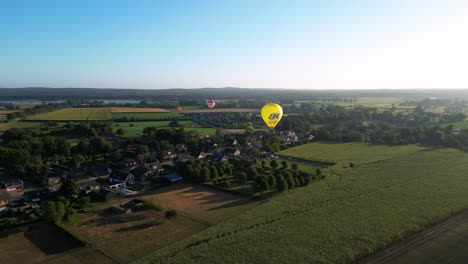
[1,87,468,101]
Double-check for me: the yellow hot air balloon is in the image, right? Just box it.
[261,103,283,129]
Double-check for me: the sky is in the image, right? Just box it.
[1,0,468,89]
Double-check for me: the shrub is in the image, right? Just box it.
[165,210,177,219]
[142,199,164,211]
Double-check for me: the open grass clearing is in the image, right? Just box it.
[68,183,259,263]
[137,146,468,264]
[110,107,170,113]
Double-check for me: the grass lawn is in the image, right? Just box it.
[28,108,110,121]
[137,145,468,264]
[447,121,468,129]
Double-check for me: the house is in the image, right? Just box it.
[131,165,156,183]
[223,148,241,157]
[225,138,238,147]
[23,189,49,203]
[126,144,139,152]
[175,144,188,153]
[1,179,24,193]
[78,179,101,194]
[42,170,68,186]
[117,158,138,170]
[136,153,152,164]
[109,171,135,185]
[0,191,10,207]
[102,182,125,191]
[177,154,193,163]
[160,150,176,160]
[161,173,183,183]
[80,162,110,177]
[212,153,229,163]
[198,152,209,159]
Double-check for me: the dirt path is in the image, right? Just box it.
[360,209,468,264]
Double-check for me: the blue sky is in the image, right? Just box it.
[1,0,467,89]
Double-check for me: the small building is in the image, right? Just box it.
[161,173,183,183]
[131,166,155,183]
[23,189,49,203]
[0,191,11,207]
[109,171,135,185]
[1,179,24,193]
[78,179,101,194]
[117,158,138,170]
[160,150,176,160]
[175,144,188,153]
[223,148,241,157]
[42,170,68,186]
[177,154,193,163]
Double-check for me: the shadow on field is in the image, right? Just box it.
[206,198,253,211]
[24,222,82,255]
[115,220,162,232]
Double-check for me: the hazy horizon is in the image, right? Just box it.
[2,0,468,89]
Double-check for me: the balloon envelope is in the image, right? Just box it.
[177,107,183,113]
[207,100,216,109]
[261,103,283,129]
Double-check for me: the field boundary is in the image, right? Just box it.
[361,208,468,264]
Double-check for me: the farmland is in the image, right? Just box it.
[182,108,259,113]
[28,108,111,121]
[137,144,468,264]
[110,107,170,113]
[278,142,426,165]
[66,183,259,263]
[111,112,182,120]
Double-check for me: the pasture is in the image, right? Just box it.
[68,183,259,263]
[137,145,468,264]
[28,108,111,121]
[110,107,170,113]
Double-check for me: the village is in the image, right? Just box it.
[0,127,313,216]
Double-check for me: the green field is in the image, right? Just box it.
[28,108,111,121]
[113,122,216,137]
[111,112,182,120]
[137,143,468,264]
[447,121,468,129]
[278,142,426,165]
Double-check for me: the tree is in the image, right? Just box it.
[46,201,66,222]
[200,167,211,182]
[267,174,277,188]
[270,159,279,169]
[277,174,288,192]
[209,165,218,179]
[258,177,270,192]
[72,154,86,169]
[58,180,79,199]
[136,144,149,154]
[115,128,125,136]
[316,168,322,177]
[281,160,288,169]
[291,163,299,171]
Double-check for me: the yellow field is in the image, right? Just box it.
[28,108,111,121]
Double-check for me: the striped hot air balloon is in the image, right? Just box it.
[207,100,216,109]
